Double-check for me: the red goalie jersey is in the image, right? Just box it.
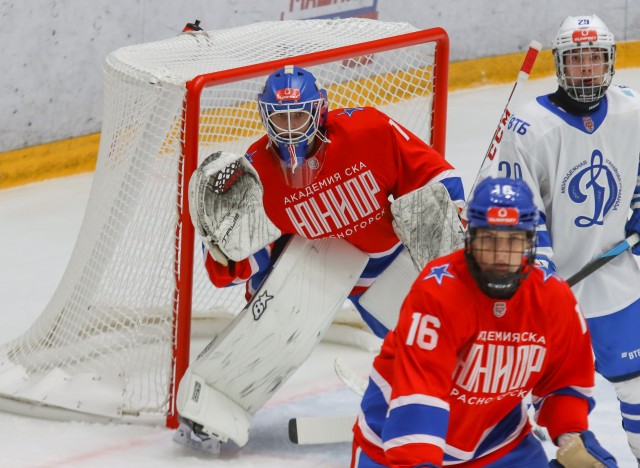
[204,107,464,296]
[352,249,596,467]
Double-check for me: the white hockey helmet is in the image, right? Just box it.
[552,15,616,103]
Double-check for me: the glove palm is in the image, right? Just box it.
[549,430,617,468]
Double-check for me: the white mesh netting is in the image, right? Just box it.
[0,18,444,424]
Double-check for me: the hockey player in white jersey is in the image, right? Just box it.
[497,14,640,463]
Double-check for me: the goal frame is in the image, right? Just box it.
[170,26,449,428]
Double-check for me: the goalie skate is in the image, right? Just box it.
[173,416,221,455]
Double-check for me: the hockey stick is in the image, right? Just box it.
[468,40,542,197]
[288,414,356,445]
[288,358,365,445]
[566,233,640,287]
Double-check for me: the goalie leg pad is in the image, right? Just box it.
[176,370,251,447]
[358,247,419,332]
[391,182,465,270]
[176,236,368,447]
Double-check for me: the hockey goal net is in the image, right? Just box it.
[0,18,448,428]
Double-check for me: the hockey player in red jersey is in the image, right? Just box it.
[352,177,617,468]
[173,65,465,453]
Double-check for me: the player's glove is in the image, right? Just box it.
[534,254,556,272]
[625,209,640,255]
[188,151,281,266]
[548,430,617,468]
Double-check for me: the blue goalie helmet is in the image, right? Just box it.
[257,65,329,172]
[465,177,539,299]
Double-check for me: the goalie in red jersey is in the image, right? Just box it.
[173,65,465,453]
[190,64,465,338]
[352,177,617,468]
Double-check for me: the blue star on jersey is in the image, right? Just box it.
[535,264,559,283]
[337,107,365,118]
[424,264,455,285]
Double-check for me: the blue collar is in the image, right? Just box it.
[535,94,608,134]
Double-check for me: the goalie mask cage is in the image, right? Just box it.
[0,18,448,428]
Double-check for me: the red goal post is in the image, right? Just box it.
[0,18,449,429]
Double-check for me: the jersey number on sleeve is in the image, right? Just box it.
[574,303,588,334]
[389,118,410,141]
[406,312,441,350]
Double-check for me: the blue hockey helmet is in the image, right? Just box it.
[465,177,538,299]
[466,177,539,231]
[257,65,329,175]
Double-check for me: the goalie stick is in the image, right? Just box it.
[468,40,542,197]
[288,414,356,445]
[288,359,365,445]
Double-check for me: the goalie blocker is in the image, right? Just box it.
[359,182,465,330]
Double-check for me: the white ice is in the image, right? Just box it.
[1,70,639,467]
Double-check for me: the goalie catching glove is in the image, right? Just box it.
[188,151,281,265]
[549,431,617,468]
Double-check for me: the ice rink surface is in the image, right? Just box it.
[1,70,639,467]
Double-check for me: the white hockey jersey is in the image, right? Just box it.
[498,85,640,318]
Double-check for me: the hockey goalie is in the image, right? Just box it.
[173,64,466,454]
